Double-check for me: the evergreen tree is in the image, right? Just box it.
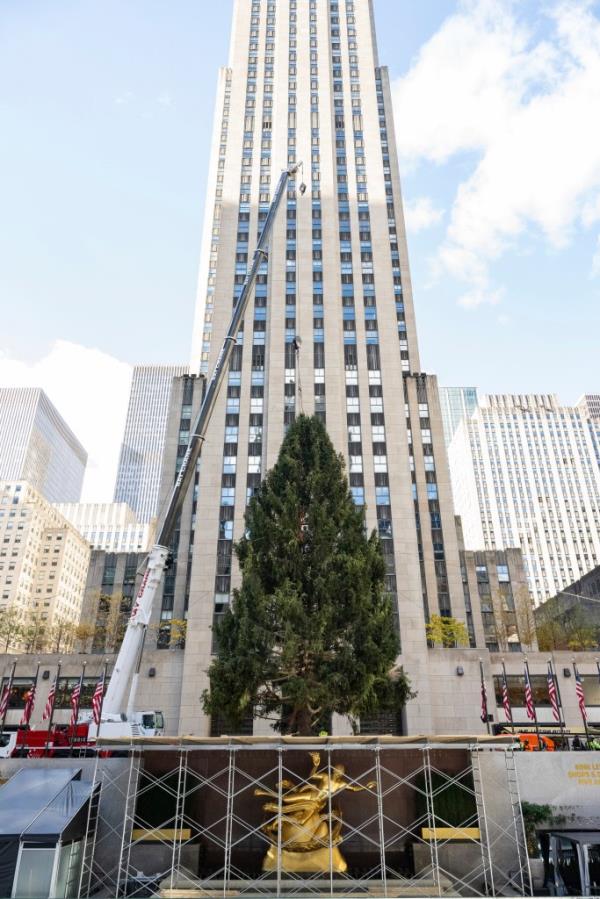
[202,414,414,735]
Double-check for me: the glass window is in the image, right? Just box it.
[475,565,489,583]
[351,486,365,505]
[497,564,510,582]
[13,847,55,898]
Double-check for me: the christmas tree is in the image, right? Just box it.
[203,414,413,735]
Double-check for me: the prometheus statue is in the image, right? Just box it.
[254,751,375,873]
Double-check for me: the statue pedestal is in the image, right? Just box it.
[262,845,347,873]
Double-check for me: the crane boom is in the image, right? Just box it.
[103,164,302,719]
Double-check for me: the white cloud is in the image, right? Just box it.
[0,341,132,503]
[403,196,444,232]
[392,0,600,302]
[156,90,173,107]
[115,91,135,105]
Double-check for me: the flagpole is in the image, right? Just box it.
[69,662,86,757]
[479,658,491,734]
[548,658,566,745]
[0,658,17,741]
[17,661,40,756]
[94,660,109,749]
[501,659,515,736]
[573,659,591,746]
[44,661,61,757]
[524,658,542,750]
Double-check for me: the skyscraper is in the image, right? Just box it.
[53,501,152,553]
[137,0,469,736]
[0,388,87,503]
[113,365,188,522]
[449,394,600,604]
[438,387,478,448]
[576,394,600,421]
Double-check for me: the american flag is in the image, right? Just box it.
[575,669,587,723]
[524,666,536,721]
[502,671,512,722]
[42,675,58,721]
[92,672,105,726]
[70,680,81,727]
[20,683,36,726]
[480,678,488,724]
[547,664,560,722]
[0,684,10,719]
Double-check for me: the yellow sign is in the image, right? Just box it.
[567,762,600,786]
[422,827,481,841]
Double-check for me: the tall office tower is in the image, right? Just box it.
[113,365,188,522]
[449,394,600,605]
[438,387,478,449]
[0,481,90,650]
[146,0,468,736]
[0,388,86,503]
[577,393,600,467]
[577,394,600,420]
[53,502,152,553]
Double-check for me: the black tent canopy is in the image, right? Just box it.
[0,767,97,897]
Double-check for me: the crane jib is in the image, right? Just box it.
[104,164,302,719]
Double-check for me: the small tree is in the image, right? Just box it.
[513,585,538,650]
[0,607,23,652]
[202,415,414,735]
[536,601,598,652]
[20,611,47,653]
[93,592,128,652]
[426,614,469,648]
[49,618,76,653]
[75,622,97,653]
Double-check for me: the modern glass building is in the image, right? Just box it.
[113,365,188,523]
[439,386,478,448]
[0,388,86,503]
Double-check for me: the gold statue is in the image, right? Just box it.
[254,751,375,873]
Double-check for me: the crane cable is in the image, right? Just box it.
[294,162,305,415]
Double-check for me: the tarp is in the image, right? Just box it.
[0,768,81,839]
[543,830,600,845]
[22,779,94,843]
[0,768,85,897]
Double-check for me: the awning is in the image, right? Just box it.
[0,768,82,840]
[542,830,600,845]
[0,768,95,897]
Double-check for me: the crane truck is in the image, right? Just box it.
[0,165,304,757]
[86,164,305,740]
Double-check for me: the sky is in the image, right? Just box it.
[1,0,599,501]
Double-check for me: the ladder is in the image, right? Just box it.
[471,747,495,896]
[504,749,532,895]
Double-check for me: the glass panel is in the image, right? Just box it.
[54,841,83,899]
[13,847,55,898]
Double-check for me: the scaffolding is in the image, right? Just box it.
[77,736,531,898]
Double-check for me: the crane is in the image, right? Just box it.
[91,164,305,738]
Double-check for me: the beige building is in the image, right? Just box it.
[131,0,468,737]
[459,543,537,655]
[0,481,90,651]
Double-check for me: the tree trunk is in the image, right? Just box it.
[295,707,313,736]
